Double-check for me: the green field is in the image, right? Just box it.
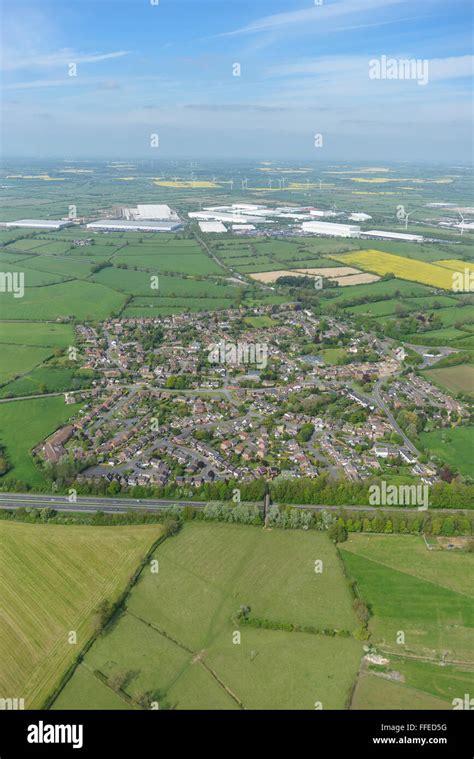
[24,255,95,279]
[122,297,236,317]
[111,251,222,275]
[424,365,474,395]
[0,260,67,286]
[351,673,451,710]
[351,655,474,710]
[0,365,95,399]
[346,295,458,318]
[0,345,52,385]
[0,322,74,348]
[0,280,126,320]
[0,396,81,486]
[0,521,164,708]
[55,522,362,710]
[418,426,474,477]
[89,266,237,299]
[340,534,474,661]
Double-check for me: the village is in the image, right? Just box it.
[33,304,469,492]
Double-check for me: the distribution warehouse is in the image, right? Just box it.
[302,221,361,237]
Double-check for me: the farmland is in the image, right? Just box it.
[0,280,126,321]
[0,322,74,347]
[0,521,164,708]
[340,534,474,662]
[54,522,362,710]
[424,364,474,395]
[331,250,463,290]
[0,345,52,385]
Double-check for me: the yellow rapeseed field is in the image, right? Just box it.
[433,260,474,274]
[330,250,457,290]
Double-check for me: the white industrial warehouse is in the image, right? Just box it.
[361,230,424,242]
[301,221,361,238]
[119,204,180,222]
[3,219,73,230]
[88,203,182,233]
[86,219,182,232]
[198,221,227,234]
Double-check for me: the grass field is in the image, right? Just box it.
[0,280,126,320]
[0,345,52,385]
[89,267,237,299]
[0,365,95,399]
[0,322,74,348]
[340,535,474,661]
[111,251,222,275]
[418,426,474,477]
[424,365,474,395]
[0,396,81,486]
[351,673,451,710]
[55,522,362,710]
[351,655,474,710]
[345,295,458,318]
[0,521,164,708]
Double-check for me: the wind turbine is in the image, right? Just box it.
[459,212,465,235]
[318,178,323,190]
[269,179,273,189]
[404,210,414,230]
[277,179,283,190]
[230,178,234,190]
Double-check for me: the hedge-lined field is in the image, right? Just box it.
[0,521,164,708]
[55,522,362,710]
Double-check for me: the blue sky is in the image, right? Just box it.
[1,0,473,161]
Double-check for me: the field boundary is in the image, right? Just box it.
[45,529,170,709]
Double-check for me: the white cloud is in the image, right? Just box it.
[2,49,130,72]
[219,0,411,37]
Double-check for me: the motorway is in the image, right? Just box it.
[0,492,467,515]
